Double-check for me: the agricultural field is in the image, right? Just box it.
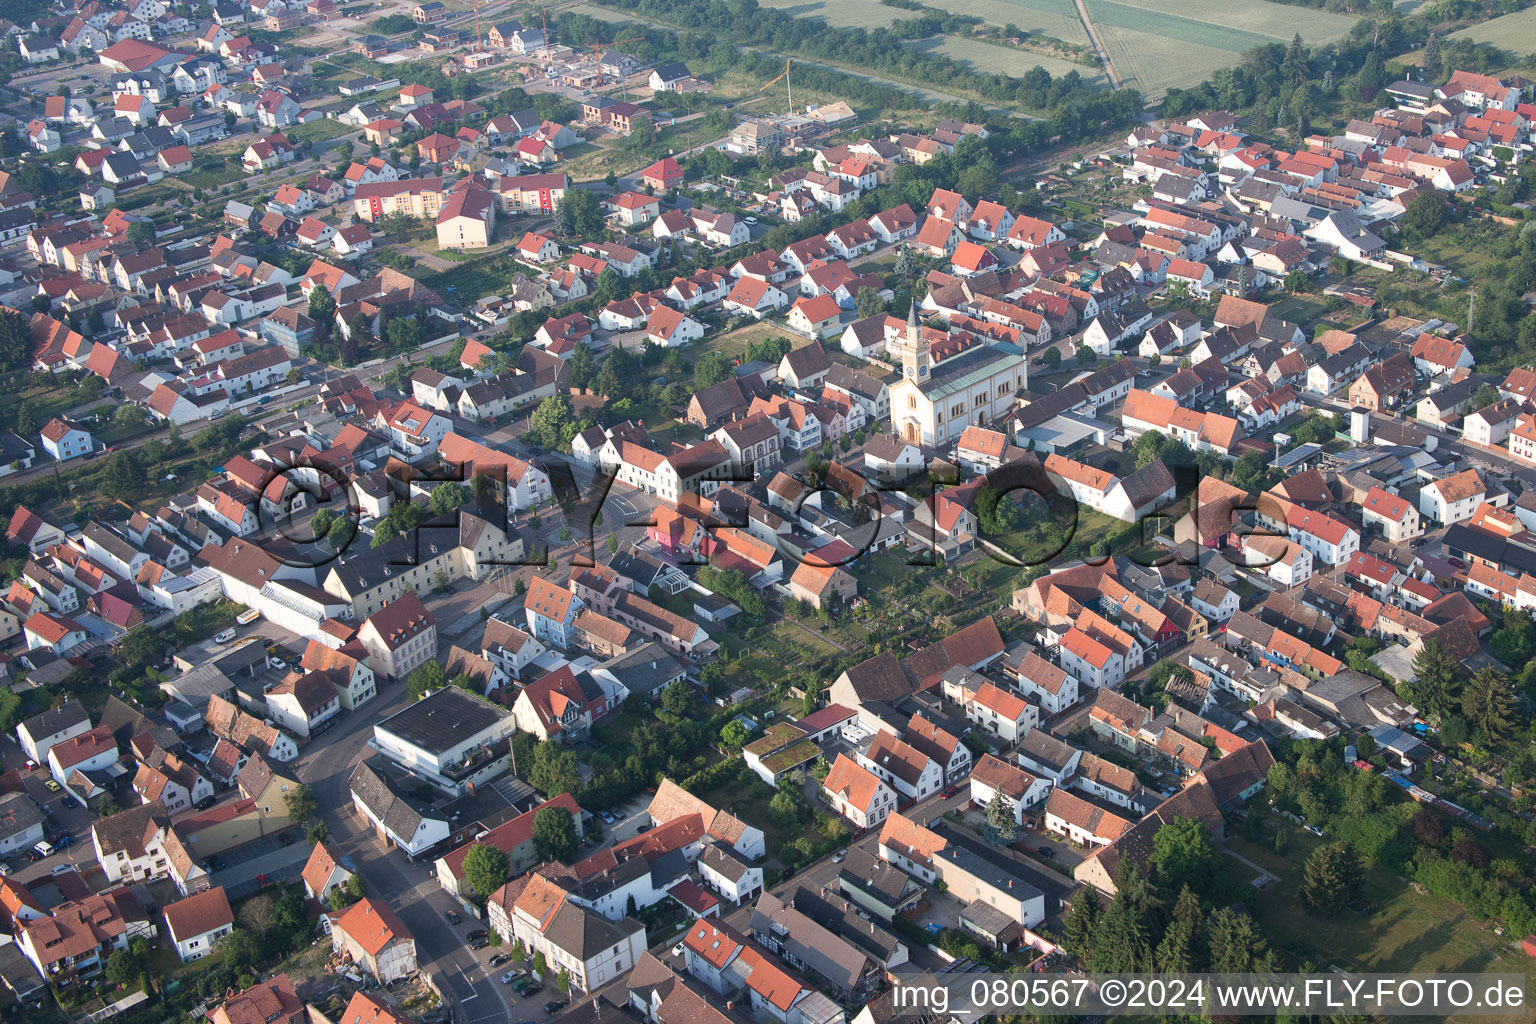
[1450,6,1536,52]
[756,0,900,30]
[905,33,1105,85]
[1084,0,1357,96]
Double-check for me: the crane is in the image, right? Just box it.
[760,58,791,111]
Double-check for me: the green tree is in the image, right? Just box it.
[1155,887,1206,973]
[530,393,579,450]
[855,286,886,319]
[217,929,260,971]
[307,285,336,328]
[532,805,578,863]
[409,660,447,700]
[14,401,36,438]
[284,784,318,825]
[720,719,750,750]
[1473,383,1502,411]
[1042,347,1060,369]
[1206,906,1275,970]
[0,309,30,372]
[105,947,142,988]
[1063,886,1101,960]
[1075,345,1097,367]
[306,822,330,846]
[893,245,916,278]
[1150,818,1218,897]
[1461,667,1517,741]
[1410,637,1460,719]
[1403,191,1447,238]
[661,679,691,715]
[693,351,734,391]
[126,220,156,245]
[556,967,571,993]
[461,843,511,901]
[1299,842,1363,917]
[429,482,467,516]
[310,508,338,542]
[1423,33,1443,80]
[985,795,1018,843]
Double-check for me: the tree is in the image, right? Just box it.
[0,308,29,372]
[126,220,156,245]
[114,404,145,430]
[984,795,1018,843]
[13,401,34,438]
[1149,818,1217,897]
[594,267,625,304]
[1064,885,1101,960]
[429,482,467,516]
[693,351,734,391]
[1284,269,1308,293]
[556,968,571,994]
[532,805,578,863]
[105,947,142,988]
[1473,383,1502,411]
[1155,887,1205,973]
[310,507,337,542]
[461,843,510,901]
[284,784,317,825]
[855,286,886,319]
[1042,347,1060,369]
[218,929,260,971]
[1206,906,1274,971]
[720,719,750,750]
[307,285,336,330]
[661,679,691,715]
[893,245,916,278]
[1403,191,1447,238]
[1300,842,1363,916]
[1462,667,1517,741]
[1411,637,1460,719]
[530,393,578,451]
[409,660,447,700]
[1282,32,1308,85]
[1423,33,1443,80]
[307,822,330,845]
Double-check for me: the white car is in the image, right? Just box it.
[214,629,237,644]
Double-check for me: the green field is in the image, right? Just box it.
[757,0,901,30]
[1084,0,1356,96]
[1450,6,1536,51]
[905,33,1105,85]
[1227,831,1530,981]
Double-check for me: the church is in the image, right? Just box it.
[888,303,1028,447]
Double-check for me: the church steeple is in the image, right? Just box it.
[902,300,929,382]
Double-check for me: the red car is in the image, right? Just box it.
[941,786,958,799]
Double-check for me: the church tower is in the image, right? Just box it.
[901,301,929,382]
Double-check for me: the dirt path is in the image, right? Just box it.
[1072,0,1123,90]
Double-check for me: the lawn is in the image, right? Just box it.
[289,118,357,143]
[1227,828,1530,977]
[756,0,900,30]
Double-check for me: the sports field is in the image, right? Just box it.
[1450,6,1536,50]
[1083,0,1357,95]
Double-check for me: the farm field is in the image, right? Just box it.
[1450,6,1536,50]
[756,0,900,30]
[905,33,1105,85]
[1084,0,1357,95]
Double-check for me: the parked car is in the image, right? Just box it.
[599,811,615,824]
[941,786,958,798]
[467,929,488,942]
[43,780,60,792]
[501,971,521,985]
[214,628,237,644]
[446,910,462,925]
[1037,846,1056,859]
[544,1002,567,1014]
[489,954,511,968]
[470,936,490,950]
[831,850,846,863]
